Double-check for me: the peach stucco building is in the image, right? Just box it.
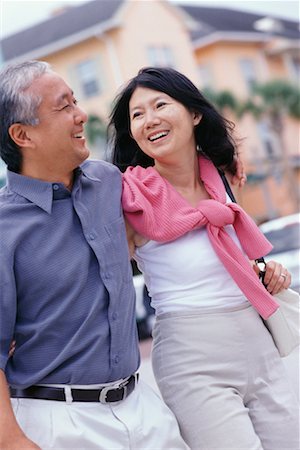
[1,0,299,221]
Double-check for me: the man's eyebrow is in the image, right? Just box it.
[53,90,74,106]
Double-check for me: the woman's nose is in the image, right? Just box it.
[145,110,160,128]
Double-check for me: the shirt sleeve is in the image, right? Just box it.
[0,243,17,370]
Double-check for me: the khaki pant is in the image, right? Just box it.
[152,304,299,450]
[12,380,188,450]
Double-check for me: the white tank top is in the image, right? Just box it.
[134,224,249,316]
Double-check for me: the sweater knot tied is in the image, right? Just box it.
[199,200,235,228]
[122,156,279,319]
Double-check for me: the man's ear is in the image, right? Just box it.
[8,123,35,149]
[193,112,202,126]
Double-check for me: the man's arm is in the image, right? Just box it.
[0,370,40,450]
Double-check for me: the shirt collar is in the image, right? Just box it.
[7,171,55,213]
[7,167,84,214]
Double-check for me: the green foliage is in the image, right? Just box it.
[202,80,300,120]
[202,87,238,112]
[252,79,300,119]
[237,100,263,119]
[85,114,106,145]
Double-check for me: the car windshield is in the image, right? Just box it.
[263,223,300,254]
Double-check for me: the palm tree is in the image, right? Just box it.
[239,80,300,209]
[202,87,238,114]
[202,81,300,217]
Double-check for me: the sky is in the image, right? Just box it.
[0,0,299,39]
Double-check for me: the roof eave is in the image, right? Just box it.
[3,18,121,65]
[265,40,300,56]
[192,31,271,50]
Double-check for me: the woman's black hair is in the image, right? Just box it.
[108,67,237,173]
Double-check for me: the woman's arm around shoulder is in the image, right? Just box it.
[125,219,148,258]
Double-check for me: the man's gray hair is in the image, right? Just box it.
[0,60,52,126]
[0,60,53,172]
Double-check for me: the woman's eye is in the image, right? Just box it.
[61,104,71,110]
[157,102,166,108]
[132,111,142,119]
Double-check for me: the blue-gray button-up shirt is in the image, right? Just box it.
[0,160,140,388]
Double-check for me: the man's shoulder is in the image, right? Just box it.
[0,184,14,210]
[0,186,19,232]
[81,159,121,179]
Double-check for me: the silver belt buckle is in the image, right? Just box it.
[99,381,128,404]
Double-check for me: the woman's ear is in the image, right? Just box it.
[8,124,34,148]
[193,112,202,126]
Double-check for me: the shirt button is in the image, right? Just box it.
[112,313,118,321]
[114,356,119,364]
[53,184,59,191]
[89,233,95,240]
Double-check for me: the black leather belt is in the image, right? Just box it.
[10,373,139,404]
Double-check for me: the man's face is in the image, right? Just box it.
[24,71,90,175]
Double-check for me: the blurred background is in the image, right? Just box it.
[0,0,299,331]
[0,0,299,221]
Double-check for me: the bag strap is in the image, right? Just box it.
[218,170,266,279]
[218,170,237,203]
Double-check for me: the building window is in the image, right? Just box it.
[76,59,101,98]
[147,46,175,68]
[239,59,257,92]
[291,56,300,81]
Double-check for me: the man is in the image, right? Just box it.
[0,61,188,450]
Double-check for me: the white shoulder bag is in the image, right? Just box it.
[220,171,300,357]
[256,260,299,357]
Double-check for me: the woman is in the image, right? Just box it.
[108,67,298,450]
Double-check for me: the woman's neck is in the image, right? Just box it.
[154,152,210,206]
[154,152,199,189]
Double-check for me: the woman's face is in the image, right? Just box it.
[129,87,201,163]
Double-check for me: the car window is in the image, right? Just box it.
[263,223,300,254]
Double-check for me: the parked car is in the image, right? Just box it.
[133,274,155,340]
[259,213,300,292]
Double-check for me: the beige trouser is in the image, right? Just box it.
[11,380,188,450]
[152,304,299,450]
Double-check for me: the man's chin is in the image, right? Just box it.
[79,146,90,162]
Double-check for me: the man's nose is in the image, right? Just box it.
[75,105,88,124]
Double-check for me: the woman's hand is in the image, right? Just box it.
[253,260,291,295]
[225,154,247,188]
[230,156,247,188]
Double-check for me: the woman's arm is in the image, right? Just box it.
[125,219,136,259]
[125,219,148,258]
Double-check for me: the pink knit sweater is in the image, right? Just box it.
[122,156,279,319]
